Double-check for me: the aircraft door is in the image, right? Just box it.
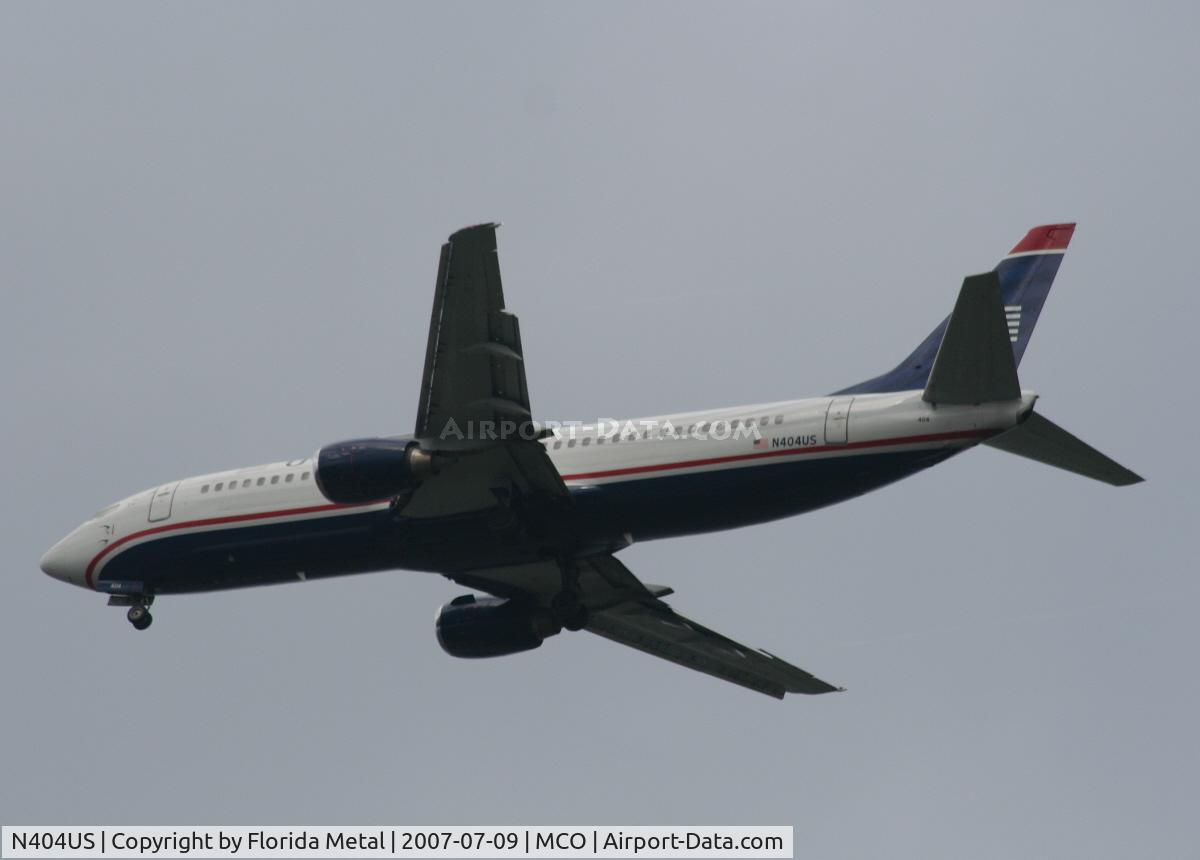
[824,397,855,445]
[148,481,180,523]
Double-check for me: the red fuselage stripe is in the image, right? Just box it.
[86,428,996,588]
[85,501,374,588]
[557,428,995,481]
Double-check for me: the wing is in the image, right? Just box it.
[418,227,835,697]
[449,554,841,699]
[587,598,841,699]
[406,224,565,516]
[417,223,533,446]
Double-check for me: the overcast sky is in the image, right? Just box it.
[2,2,1197,857]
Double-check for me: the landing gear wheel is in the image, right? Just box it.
[127,604,153,631]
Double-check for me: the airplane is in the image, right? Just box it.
[39,223,1142,698]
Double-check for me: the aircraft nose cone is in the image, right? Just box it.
[40,540,81,585]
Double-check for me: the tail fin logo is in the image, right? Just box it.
[1005,305,1022,343]
[832,223,1071,396]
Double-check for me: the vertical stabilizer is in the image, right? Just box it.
[922,272,1021,405]
[836,224,1074,395]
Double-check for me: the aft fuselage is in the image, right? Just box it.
[40,390,1035,595]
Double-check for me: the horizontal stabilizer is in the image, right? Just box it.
[923,272,1021,405]
[985,412,1143,486]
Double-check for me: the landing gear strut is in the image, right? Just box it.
[485,486,523,540]
[552,560,589,631]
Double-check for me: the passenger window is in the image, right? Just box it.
[761,415,769,425]
[567,438,576,448]
[201,484,209,493]
[581,437,591,447]
[243,479,251,488]
[301,471,310,480]
[596,435,606,445]
[774,414,783,425]
[271,475,279,484]
[286,474,294,482]
[257,477,265,486]
[215,482,223,491]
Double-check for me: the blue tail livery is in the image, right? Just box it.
[835,224,1075,395]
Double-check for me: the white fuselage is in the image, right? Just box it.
[40,390,1036,593]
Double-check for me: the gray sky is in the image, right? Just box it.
[2,2,1197,857]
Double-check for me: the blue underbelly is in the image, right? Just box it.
[569,447,958,540]
[97,447,958,594]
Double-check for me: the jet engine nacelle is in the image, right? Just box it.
[435,595,561,658]
[314,437,434,504]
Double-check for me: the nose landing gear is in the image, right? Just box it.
[126,603,153,631]
[108,594,155,630]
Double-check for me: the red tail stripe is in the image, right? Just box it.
[1009,223,1075,254]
